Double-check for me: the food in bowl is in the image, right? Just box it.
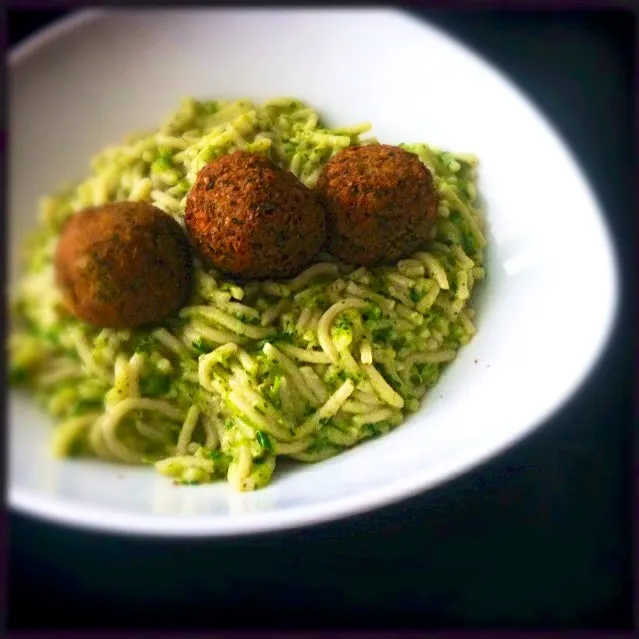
[185,150,326,279]
[9,97,487,491]
[317,143,439,265]
[54,201,193,328]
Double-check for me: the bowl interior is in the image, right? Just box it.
[8,8,617,535]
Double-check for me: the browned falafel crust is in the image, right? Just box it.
[185,151,326,279]
[54,201,193,329]
[316,144,439,265]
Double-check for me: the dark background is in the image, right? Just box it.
[6,8,635,631]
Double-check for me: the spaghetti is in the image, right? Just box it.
[9,97,486,491]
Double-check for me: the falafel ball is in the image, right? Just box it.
[55,201,192,329]
[185,151,326,279]
[316,144,439,265]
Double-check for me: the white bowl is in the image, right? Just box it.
[8,8,618,536]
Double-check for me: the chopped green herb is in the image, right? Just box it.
[192,337,210,354]
[412,362,440,388]
[134,335,156,354]
[312,295,328,310]
[364,423,381,438]
[69,397,103,416]
[333,316,352,332]
[373,327,395,343]
[461,232,474,255]
[272,375,283,396]
[265,328,295,347]
[369,305,383,320]
[151,150,173,173]
[139,374,172,398]
[306,437,332,454]
[256,430,274,452]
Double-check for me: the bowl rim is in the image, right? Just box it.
[7,7,620,536]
